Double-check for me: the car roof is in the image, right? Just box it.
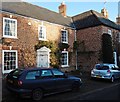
[95,63,116,67]
[17,67,59,72]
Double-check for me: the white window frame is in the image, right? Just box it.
[3,17,17,38]
[61,51,69,67]
[61,30,68,44]
[38,25,46,41]
[2,50,18,74]
[113,51,117,65]
[108,29,112,36]
[118,32,120,43]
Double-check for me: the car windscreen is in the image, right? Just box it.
[9,69,24,79]
[95,65,109,70]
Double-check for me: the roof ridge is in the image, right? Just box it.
[2,2,73,27]
[90,10,103,24]
[3,1,70,19]
[72,10,94,18]
[22,2,60,16]
[91,10,120,30]
[22,1,71,18]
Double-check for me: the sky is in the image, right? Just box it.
[3,0,120,22]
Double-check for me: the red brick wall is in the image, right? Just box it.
[77,26,119,72]
[1,12,76,72]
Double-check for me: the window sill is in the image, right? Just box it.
[3,36,18,39]
[61,42,68,44]
[61,65,69,68]
[39,38,47,41]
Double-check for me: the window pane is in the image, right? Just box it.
[26,71,40,80]
[39,26,46,39]
[4,52,17,71]
[4,18,16,37]
[61,30,67,43]
[61,52,68,65]
[41,70,52,77]
[11,69,24,78]
[52,69,64,76]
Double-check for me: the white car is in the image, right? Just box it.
[91,63,120,82]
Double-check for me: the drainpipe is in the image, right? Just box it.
[75,30,78,70]
[71,17,78,70]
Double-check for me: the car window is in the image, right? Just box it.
[41,70,53,77]
[25,70,40,80]
[52,69,65,78]
[10,69,24,79]
[95,65,109,70]
[52,69,64,76]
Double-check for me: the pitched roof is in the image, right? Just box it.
[1,2,74,28]
[1,2,120,30]
[72,10,120,30]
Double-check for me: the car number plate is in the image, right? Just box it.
[96,75,101,78]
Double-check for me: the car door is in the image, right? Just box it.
[23,70,41,89]
[39,69,57,93]
[51,69,72,91]
[23,69,56,93]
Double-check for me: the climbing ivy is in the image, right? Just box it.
[73,41,78,50]
[58,43,69,51]
[102,34,114,64]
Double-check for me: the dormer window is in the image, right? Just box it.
[3,17,17,38]
[38,25,46,40]
[61,30,68,43]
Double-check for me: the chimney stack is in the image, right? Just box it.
[101,8,109,19]
[58,2,67,17]
[116,17,120,25]
[116,1,120,25]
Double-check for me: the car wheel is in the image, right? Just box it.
[110,76,114,83]
[72,82,80,91]
[32,88,43,101]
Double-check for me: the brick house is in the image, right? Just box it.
[0,1,120,75]
[0,2,77,74]
[72,9,120,72]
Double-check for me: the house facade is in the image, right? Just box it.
[0,2,76,74]
[72,10,120,72]
[0,1,120,75]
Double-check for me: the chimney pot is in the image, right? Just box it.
[58,2,67,17]
[101,8,109,18]
[116,17,120,25]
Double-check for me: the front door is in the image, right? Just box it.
[38,54,48,67]
[37,46,51,68]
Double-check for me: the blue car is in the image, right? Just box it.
[6,68,82,101]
